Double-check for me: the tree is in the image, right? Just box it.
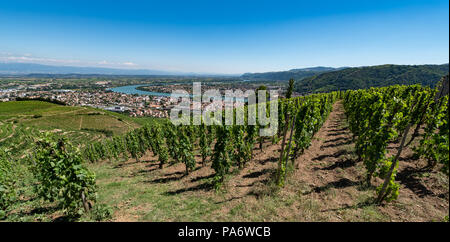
[286,79,295,99]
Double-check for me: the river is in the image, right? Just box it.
[108,84,176,97]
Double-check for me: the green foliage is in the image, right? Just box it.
[0,149,17,219]
[277,92,337,186]
[343,83,449,203]
[89,203,113,221]
[199,123,212,166]
[80,119,170,165]
[125,130,144,162]
[292,93,336,159]
[375,157,400,202]
[166,123,181,163]
[345,86,419,186]
[212,125,233,189]
[414,94,449,174]
[0,100,139,151]
[152,124,169,168]
[232,125,249,168]
[32,133,97,217]
[245,123,258,162]
[286,79,295,99]
[178,126,196,174]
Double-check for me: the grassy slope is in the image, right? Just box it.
[0,101,141,147]
[0,101,170,221]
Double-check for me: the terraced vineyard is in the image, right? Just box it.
[1,81,448,222]
[0,101,141,157]
[0,122,14,142]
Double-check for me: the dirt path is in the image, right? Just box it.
[286,101,448,221]
[294,101,360,193]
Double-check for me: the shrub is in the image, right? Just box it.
[32,133,97,217]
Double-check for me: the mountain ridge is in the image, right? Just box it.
[295,63,449,93]
[241,66,345,81]
[0,62,240,76]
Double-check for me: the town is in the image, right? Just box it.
[0,86,171,118]
[0,80,286,119]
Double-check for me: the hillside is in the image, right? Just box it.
[85,102,446,222]
[0,101,141,157]
[295,64,449,93]
[1,84,448,222]
[241,67,344,81]
[6,101,448,222]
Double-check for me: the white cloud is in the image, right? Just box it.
[0,53,81,65]
[98,60,110,65]
[0,53,142,69]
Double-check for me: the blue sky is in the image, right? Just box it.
[0,0,448,74]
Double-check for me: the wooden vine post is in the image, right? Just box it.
[375,123,411,204]
[284,113,297,182]
[406,75,449,146]
[81,191,90,213]
[277,114,290,184]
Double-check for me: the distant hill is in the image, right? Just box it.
[295,64,449,93]
[241,66,346,81]
[0,62,186,75]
